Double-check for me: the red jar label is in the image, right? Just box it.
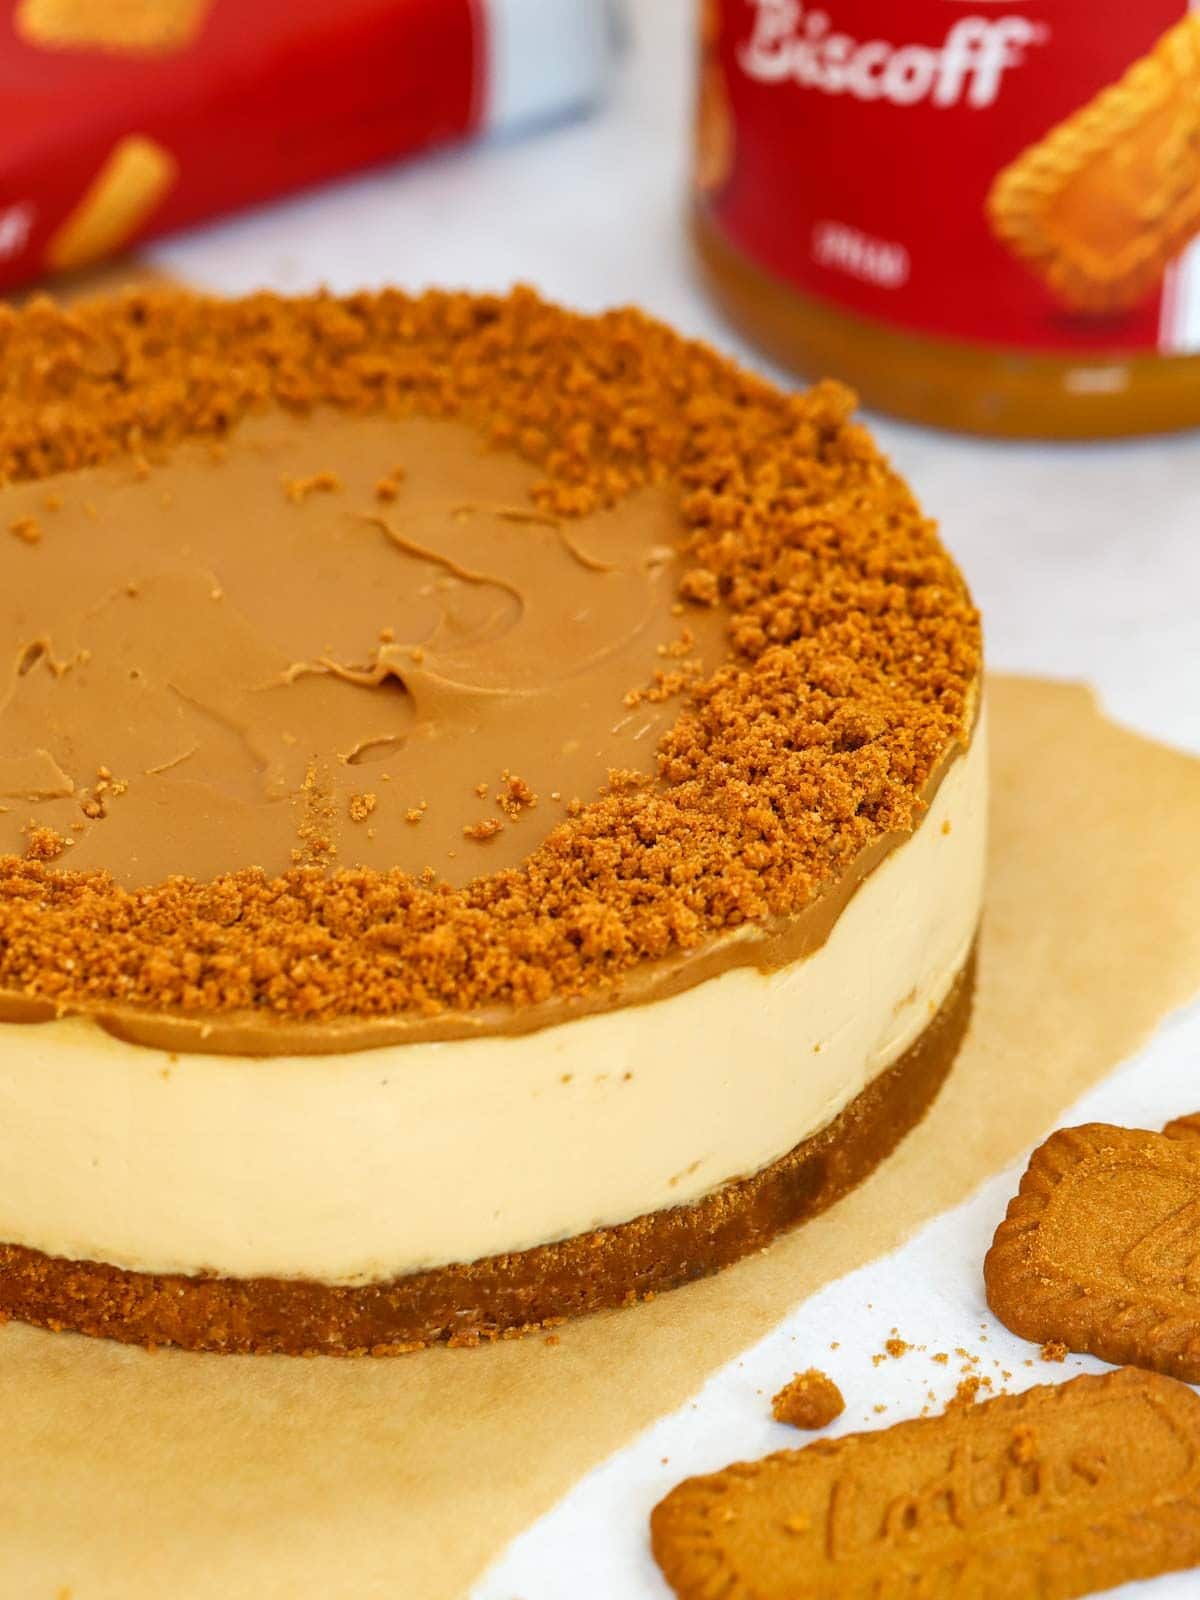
[697,0,1200,354]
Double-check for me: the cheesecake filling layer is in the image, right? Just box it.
[0,719,986,1285]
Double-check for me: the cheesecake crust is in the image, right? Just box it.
[0,945,976,1355]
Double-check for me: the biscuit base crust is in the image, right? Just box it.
[0,944,976,1356]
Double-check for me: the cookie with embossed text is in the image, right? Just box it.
[986,1121,1200,1380]
[652,1369,1200,1599]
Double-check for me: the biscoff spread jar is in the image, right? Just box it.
[692,0,1200,437]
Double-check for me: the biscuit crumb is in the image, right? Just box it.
[375,467,407,501]
[771,1368,844,1431]
[1041,1340,1068,1364]
[498,774,536,819]
[9,515,40,544]
[463,817,503,842]
[284,470,342,503]
[348,793,377,823]
[679,567,719,606]
[949,1375,988,1408]
[23,826,66,861]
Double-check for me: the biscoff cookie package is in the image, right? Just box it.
[0,0,615,291]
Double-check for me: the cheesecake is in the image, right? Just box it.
[0,288,984,1353]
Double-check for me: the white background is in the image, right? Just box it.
[150,4,1200,1594]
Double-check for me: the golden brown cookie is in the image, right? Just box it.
[988,16,1200,315]
[986,1122,1200,1380]
[652,1369,1200,1599]
[771,1369,844,1431]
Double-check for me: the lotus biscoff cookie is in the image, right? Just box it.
[988,15,1200,315]
[986,1122,1200,1381]
[652,1369,1200,1599]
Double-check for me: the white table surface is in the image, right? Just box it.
[150,4,1200,1594]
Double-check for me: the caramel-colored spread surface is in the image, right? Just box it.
[1,411,709,886]
[0,288,981,1037]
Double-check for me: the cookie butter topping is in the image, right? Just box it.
[0,287,980,1032]
[0,410,710,885]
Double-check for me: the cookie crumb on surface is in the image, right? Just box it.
[771,1368,844,1431]
[498,774,536,818]
[374,466,406,501]
[463,817,504,841]
[23,826,66,861]
[8,514,40,544]
[948,1375,992,1408]
[284,469,342,503]
[1041,1339,1068,1363]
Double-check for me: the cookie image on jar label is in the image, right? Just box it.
[988,15,1200,315]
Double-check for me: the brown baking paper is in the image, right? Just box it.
[3,674,1199,1599]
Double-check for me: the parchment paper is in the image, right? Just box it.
[4,675,1199,1599]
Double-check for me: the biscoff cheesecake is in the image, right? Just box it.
[0,288,984,1354]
